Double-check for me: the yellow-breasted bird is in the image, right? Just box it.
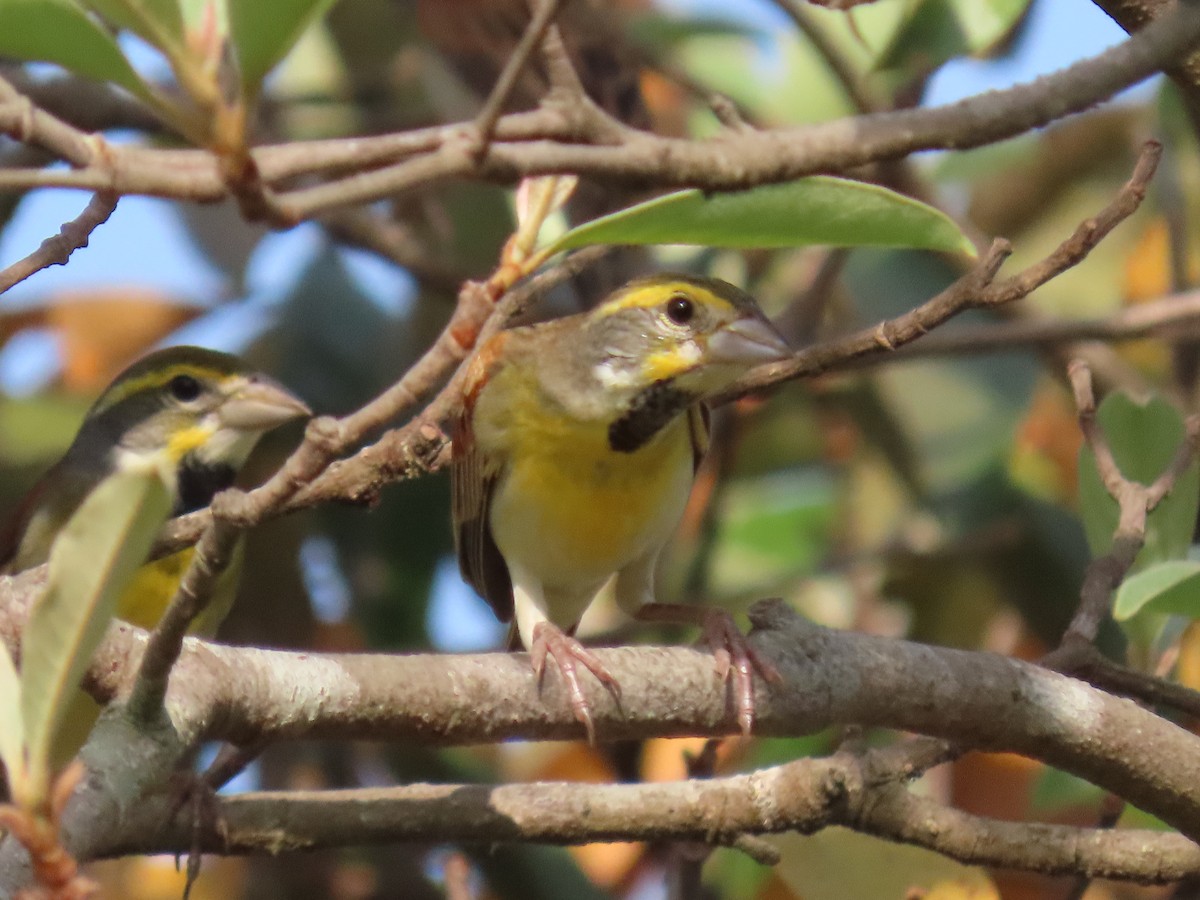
[452,274,791,740]
[0,345,310,760]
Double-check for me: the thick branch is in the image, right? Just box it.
[2,598,1200,854]
[95,752,1199,886]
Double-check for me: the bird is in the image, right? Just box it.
[452,273,792,741]
[0,345,311,762]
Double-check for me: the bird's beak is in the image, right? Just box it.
[708,316,792,367]
[219,378,312,431]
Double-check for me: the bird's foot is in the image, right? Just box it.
[637,603,781,736]
[530,621,621,744]
[165,740,266,898]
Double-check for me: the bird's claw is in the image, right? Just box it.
[531,622,621,744]
[699,608,781,736]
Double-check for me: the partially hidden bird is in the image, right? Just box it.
[452,273,792,741]
[0,345,311,763]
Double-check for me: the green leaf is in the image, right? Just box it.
[1113,561,1200,621]
[876,0,1031,74]
[228,0,339,97]
[78,0,184,49]
[0,643,25,791]
[544,177,976,257]
[0,0,153,99]
[1030,766,1103,813]
[1078,392,1200,567]
[20,466,172,795]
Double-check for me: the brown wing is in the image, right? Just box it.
[451,340,514,623]
[688,403,711,473]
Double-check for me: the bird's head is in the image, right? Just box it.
[583,274,791,400]
[69,346,311,510]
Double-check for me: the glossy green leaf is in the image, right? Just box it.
[1113,560,1200,621]
[21,466,172,792]
[876,0,1031,74]
[545,177,976,257]
[1078,392,1200,567]
[79,0,183,48]
[228,0,338,97]
[0,643,25,791]
[0,0,152,98]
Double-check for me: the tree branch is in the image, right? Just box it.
[0,7,1196,217]
[91,749,1199,886]
[0,192,117,296]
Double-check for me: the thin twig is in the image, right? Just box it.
[726,141,1164,398]
[471,0,566,155]
[1045,360,1200,649]
[0,192,117,295]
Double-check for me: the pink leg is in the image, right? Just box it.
[637,603,781,736]
[530,621,622,744]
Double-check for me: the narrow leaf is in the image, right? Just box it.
[228,0,338,97]
[0,643,24,791]
[1113,560,1200,621]
[0,0,153,100]
[20,466,172,792]
[545,177,976,257]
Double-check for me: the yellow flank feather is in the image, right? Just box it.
[607,280,736,315]
[117,548,195,630]
[116,544,240,637]
[90,364,236,417]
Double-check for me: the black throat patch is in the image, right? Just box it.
[175,458,237,515]
[608,380,692,453]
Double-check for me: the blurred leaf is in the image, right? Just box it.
[773,827,994,900]
[79,0,183,48]
[1078,392,1200,566]
[626,11,761,48]
[876,0,1030,74]
[229,0,338,97]
[1113,560,1200,621]
[21,466,172,796]
[0,0,152,99]
[710,469,834,597]
[1030,765,1103,812]
[47,289,206,393]
[0,643,24,790]
[547,178,976,257]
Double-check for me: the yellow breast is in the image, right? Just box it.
[478,367,695,588]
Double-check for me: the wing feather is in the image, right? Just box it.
[451,342,515,623]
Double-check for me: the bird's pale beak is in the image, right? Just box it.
[219,378,312,431]
[708,317,792,367]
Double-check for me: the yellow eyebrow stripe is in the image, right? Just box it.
[89,364,234,417]
[605,281,736,315]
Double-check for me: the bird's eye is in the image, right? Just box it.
[665,295,695,325]
[168,374,202,402]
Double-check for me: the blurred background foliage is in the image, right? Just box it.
[1,0,1196,897]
